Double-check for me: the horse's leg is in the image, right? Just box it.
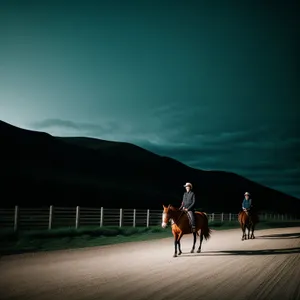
[177,232,183,255]
[251,225,255,239]
[241,225,243,240]
[241,224,245,240]
[247,225,250,239]
[173,231,178,257]
[197,230,203,253]
[190,232,197,253]
[245,225,249,240]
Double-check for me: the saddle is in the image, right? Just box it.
[182,210,196,232]
[243,208,252,216]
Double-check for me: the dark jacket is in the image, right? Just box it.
[179,191,196,211]
[242,198,252,209]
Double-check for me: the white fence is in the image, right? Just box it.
[0,206,296,231]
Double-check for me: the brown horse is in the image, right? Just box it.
[238,209,259,241]
[162,205,211,257]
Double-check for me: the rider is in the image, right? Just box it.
[179,182,196,232]
[242,192,253,212]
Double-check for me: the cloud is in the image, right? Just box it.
[31,118,119,132]
[30,118,128,140]
[32,119,81,130]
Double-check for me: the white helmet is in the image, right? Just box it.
[244,192,250,196]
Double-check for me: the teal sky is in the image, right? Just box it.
[0,0,299,198]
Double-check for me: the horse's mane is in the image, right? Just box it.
[168,205,180,211]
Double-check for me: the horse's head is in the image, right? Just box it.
[162,204,178,228]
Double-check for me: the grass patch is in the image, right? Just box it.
[0,226,172,256]
[209,220,300,231]
[256,220,300,230]
[209,221,240,229]
[1,220,299,256]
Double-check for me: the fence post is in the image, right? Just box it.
[119,208,123,227]
[221,213,224,222]
[100,207,103,227]
[146,209,150,227]
[14,205,19,232]
[75,206,80,229]
[229,213,232,222]
[211,213,214,222]
[48,205,53,230]
[133,209,136,227]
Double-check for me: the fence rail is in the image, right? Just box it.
[0,206,298,231]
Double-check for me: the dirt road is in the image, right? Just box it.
[0,227,299,300]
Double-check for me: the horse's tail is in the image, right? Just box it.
[202,213,212,240]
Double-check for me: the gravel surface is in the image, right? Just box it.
[0,227,299,300]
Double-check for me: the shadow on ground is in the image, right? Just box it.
[257,232,300,239]
[178,247,300,257]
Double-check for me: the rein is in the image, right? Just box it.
[169,210,185,226]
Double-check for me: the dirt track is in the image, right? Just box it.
[0,227,299,300]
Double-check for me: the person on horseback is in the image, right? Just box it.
[239,192,258,240]
[179,182,196,232]
[242,192,252,212]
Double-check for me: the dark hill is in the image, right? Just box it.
[0,120,299,214]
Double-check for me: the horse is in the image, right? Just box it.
[162,204,211,257]
[238,209,259,241]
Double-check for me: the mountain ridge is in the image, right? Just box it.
[0,120,298,215]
